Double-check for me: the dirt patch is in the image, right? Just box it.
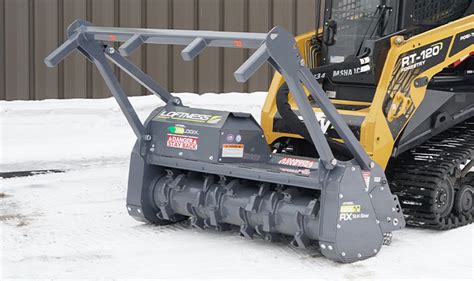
[0,214,29,227]
[0,169,65,179]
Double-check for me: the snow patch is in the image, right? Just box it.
[1,93,473,279]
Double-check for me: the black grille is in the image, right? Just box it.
[331,0,379,32]
[412,0,471,25]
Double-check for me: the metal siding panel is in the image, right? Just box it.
[4,0,30,100]
[297,0,317,34]
[319,0,325,26]
[34,0,59,100]
[223,0,246,92]
[197,0,220,93]
[91,0,115,98]
[248,0,271,92]
[120,0,143,97]
[146,0,171,92]
[2,0,321,100]
[172,0,196,93]
[273,0,296,35]
[63,0,88,99]
[0,0,5,100]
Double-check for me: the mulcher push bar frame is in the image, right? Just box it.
[45,19,373,171]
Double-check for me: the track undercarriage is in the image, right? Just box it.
[388,118,474,229]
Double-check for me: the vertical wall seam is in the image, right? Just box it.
[114,0,120,82]
[141,0,147,95]
[28,0,35,100]
[315,0,320,30]
[194,0,199,93]
[243,0,249,93]
[268,0,274,86]
[218,0,224,93]
[168,0,173,92]
[86,0,92,98]
[1,0,5,99]
[293,0,297,35]
[58,0,64,99]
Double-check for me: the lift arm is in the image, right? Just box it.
[45,19,373,170]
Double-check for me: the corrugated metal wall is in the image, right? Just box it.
[0,0,322,100]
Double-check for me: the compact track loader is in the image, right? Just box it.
[45,0,472,263]
[265,0,474,230]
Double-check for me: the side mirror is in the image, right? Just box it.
[323,19,337,46]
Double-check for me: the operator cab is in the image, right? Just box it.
[321,0,397,66]
[272,0,473,159]
[312,0,473,102]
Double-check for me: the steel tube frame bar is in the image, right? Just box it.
[45,19,372,171]
[78,37,145,137]
[105,51,174,103]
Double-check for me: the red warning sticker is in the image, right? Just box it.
[278,157,315,169]
[166,134,198,150]
[233,40,244,48]
[362,170,371,189]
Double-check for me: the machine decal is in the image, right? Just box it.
[168,125,199,136]
[383,37,452,138]
[222,144,244,158]
[333,65,371,77]
[278,157,315,169]
[400,42,444,72]
[166,134,199,150]
[361,170,371,189]
[340,203,361,213]
[311,56,373,81]
[273,111,363,140]
[279,167,311,176]
[449,28,474,57]
[315,112,332,134]
[158,110,223,124]
[339,202,370,221]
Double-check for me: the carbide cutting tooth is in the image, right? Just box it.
[294,211,310,248]
[190,216,205,230]
[202,175,214,192]
[158,202,173,220]
[169,174,186,190]
[187,203,205,230]
[294,231,310,248]
[257,183,270,196]
[304,199,320,217]
[245,195,259,212]
[240,224,255,239]
[262,212,274,232]
[209,208,220,226]
[239,206,255,238]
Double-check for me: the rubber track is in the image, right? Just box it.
[387,118,474,230]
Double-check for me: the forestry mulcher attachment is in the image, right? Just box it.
[46,0,474,263]
[45,19,404,263]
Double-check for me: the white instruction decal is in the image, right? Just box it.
[222,144,244,158]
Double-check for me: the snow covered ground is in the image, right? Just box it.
[1,92,473,280]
